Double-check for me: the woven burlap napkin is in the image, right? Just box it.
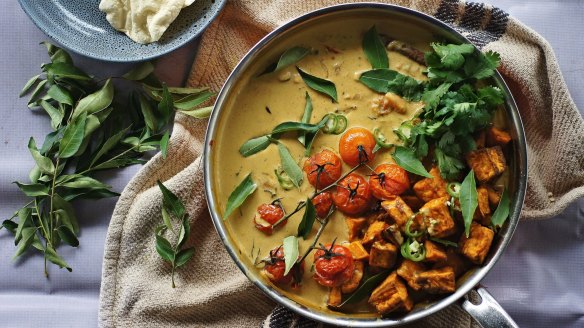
[98,1,584,327]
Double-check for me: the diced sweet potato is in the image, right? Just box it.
[413,167,449,202]
[369,241,398,269]
[345,217,367,242]
[424,240,447,263]
[414,266,456,294]
[396,260,426,291]
[342,261,364,294]
[402,195,424,212]
[369,272,414,314]
[486,186,501,208]
[487,127,512,147]
[381,196,414,229]
[420,196,456,238]
[460,223,495,264]
[347,241,369,261]
[434,249,470,278]
[362,221,389,246]
[328,286,342,307]
[466,147,506,183]
[475,186,492,225]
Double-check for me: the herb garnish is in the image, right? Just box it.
[2,43,213,276]
[362,25,389,69]
[282,235,299,276]
[277,143,304,189]
[223,173,257,220]
[297,198,316,239]
[262,47,310,74]
[296,66,338,102]
[491,187,510,228]
[334,270,390,308]
[460,170,479,237]
[155,181,195,288]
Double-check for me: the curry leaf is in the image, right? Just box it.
[337,271,390,307]
[272,122,318,136]
[40,100,64,129]
[14,182,49,196]
[157,180,186,219]
[263,47,310,74]
[45,246,72,272]
[72,79,114,119]
[175,247,195,267]
[14,208,33,245]
[363,25,388,69]
[297,92,313,146]
[296,66,337,102]
[359,69,424,100]
[123,62,155,81]
[56,226,79,247]
[179,106,213,119]
[90,126,131,167]
[14,227,37,258]
[158,83,174,120]
[223,174,257,220]
[28,137,55,175]
[391,146,432,178]
[47,84,73,106]
[58,112,87,158]
[460,170,478,237]
[491,188,510,228]
[44,62,91,81]
[20,75,40,97]
[239,135,272,157]
[173,90,215,110]
[160,131,170,159]
[297,199,316,239]
[283,235,299,276]
[155,234,175,262]
[277,143,303,189]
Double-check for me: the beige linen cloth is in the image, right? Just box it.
[99,0,584,327]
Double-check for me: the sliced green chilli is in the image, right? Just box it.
[373,128,394,148]
[447,182,462,198]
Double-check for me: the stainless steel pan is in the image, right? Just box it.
[204,3,527,327]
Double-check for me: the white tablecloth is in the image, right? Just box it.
[0,1,582,327]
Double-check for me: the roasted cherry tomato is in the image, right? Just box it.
[369,164,410,200]
[338,127,376,166]
[303,149,342,189]
[332,174,371,215]
[254,203,285,234]
[313,243,355,287]
[312,192,333,218]
[263,246,304,287]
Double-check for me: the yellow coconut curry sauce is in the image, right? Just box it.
[211,18,512,317]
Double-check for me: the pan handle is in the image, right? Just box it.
[462,287,519,328]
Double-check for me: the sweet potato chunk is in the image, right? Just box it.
[396,260,425,291]
[402,195,424,212]
[328,287,342,307]
[466,147,506,183]
[369,272,413,314]
[381,196,414,229]
[487,186,501,207]
[413,167,449,202]
[414,266,456,294]
[424,240,447,263]
[434,249,470,278]
[487,127,512,147]
[475,186,492,225]
[347,241,369,261]
[460,223,495,264]
[420,197,456,238]
[345,217,367,242]
[369,241,398,269]
[341,261,364,294]
[362,221,389,246]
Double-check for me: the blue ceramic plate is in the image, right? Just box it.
[18,0,226,62]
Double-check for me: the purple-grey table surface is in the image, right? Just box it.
[1,1,583,327]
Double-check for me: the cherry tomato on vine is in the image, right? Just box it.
[369,163,410,200]
[312,192,333,218]
[338,127,376,166]
[313,243,355,287]
[332,173,371,215]
[303,149,342,189]
[263,246,304,287]
[254,203,285,234]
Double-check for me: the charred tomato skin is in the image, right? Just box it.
[369,164,410,200]
[332,173,372,215]
[263,247,304,286]
[303,149,342,189]
[313,244,355,287]
[312,192,334,218]
[254,203,285,234]
[338,127,376,166]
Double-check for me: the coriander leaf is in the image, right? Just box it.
[296,66,338,102]
[431,43,475,70]
[491,188,510,228]
[435,146,466,180]
[478,86,505,107]
[123,62,155,81]
[363,25,389,69]
[359,69,424,100]
[155,234,175,262]
[297,199,316,239]
[58,112,87,158]
[160,131,170,159]
[28,137,55,175]
[239,135,272,157]
[466,50,500,80]
[282,235,299,276]
[72,79,114,120]
[277,143,303,188]
[157,180,186,219]
[337,271,390,307]
[179,106,213,119]
[47,84,73,106]
[422,83,451,111]
[56,226,79,247]
[175,247,195,267]
[297,92,313,146]
[223,173,257,220]
[20,75,40,97]
[45,246,72,272]
[460,170,478,237]
[14,182,49,196]
[392,146,433,178]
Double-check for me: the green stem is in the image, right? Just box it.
[79,145,138,175]
[298,209,333,264]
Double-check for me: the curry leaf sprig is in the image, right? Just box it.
[1,43,213,276]
[155,181,195,288]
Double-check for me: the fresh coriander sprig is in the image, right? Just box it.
[1,43,213,276]
[155,181,195,288]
